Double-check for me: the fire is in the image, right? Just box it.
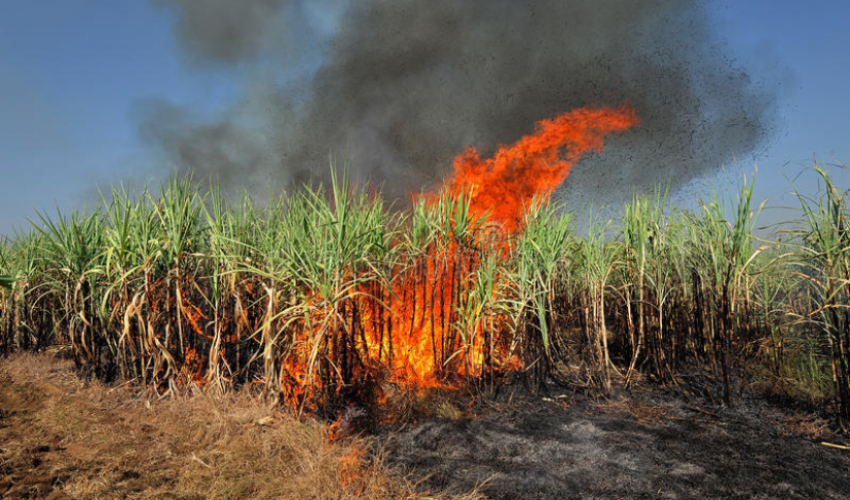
[360,254,480,390]
[432,104,639,232]
[157,104,638,410]
[347,104,640,394]
[338,443,370,494]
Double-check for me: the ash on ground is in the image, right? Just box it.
[385,387,850,500]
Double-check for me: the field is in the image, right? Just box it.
[2,353,850,499]
[3,160,850,498]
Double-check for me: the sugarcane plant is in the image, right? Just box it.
[0,166,847,428]
[791,165,850,430]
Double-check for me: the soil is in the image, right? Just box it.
[0,367,153,500]
[387,388,850,499]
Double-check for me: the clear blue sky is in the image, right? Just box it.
[0,1,848,235]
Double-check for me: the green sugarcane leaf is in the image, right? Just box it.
[0,275,15,289]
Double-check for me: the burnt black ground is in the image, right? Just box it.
[386,389,850,499]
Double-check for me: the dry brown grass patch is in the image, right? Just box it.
[0,353,483,500]
[590,396,672,425]
[780,413,837,443]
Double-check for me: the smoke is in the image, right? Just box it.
[141,0,774,205]
[150,0,291,65]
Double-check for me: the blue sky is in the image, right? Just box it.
[713,1,850,227]
[0,1,848,234]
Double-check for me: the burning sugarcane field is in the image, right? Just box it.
[2,1,850,499]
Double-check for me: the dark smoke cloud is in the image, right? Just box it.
[141,0,775,206]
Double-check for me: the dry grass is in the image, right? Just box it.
[589,396,672,425]
[780,413,836,443]
[0,353,484,500]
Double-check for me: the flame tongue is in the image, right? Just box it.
[121,105,639,411]
[434,104,639,232]
[354,104,639,395]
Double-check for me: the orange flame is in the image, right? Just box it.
[352,104,640,393]
[166,104,638,408]
[432,104,639,231]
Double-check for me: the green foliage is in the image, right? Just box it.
[0,166,848,426]
[789,165,850,429]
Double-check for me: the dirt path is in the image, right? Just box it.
[387,392,850,499]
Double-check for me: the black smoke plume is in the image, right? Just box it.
[141,0,774,205]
